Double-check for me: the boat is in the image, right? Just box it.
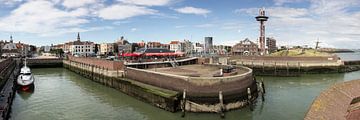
[17,59,35,91]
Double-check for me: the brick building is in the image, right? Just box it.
[231,38,259,56]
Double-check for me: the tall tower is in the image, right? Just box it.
[10,35,13,43]
[255,8,269,55]
[77,32,81,41]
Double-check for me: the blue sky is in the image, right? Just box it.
[0,0,359,49]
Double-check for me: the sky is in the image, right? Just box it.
[0,0,359,49]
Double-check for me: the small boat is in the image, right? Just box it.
[17,59,35,91]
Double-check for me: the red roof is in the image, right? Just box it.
[170,41,180,44]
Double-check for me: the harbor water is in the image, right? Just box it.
[10,52,360,120]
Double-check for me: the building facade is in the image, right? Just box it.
[169,41,182,52]
[266,37,277,54]
[231,38,259,56]
[68,33,95,56]
[204,37,213,53]
[100,43,115,55]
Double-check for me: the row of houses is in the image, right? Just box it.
[51,33,231,57]
[0,36,36,58]
[50,33,277,57]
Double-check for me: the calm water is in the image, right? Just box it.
[10,53,360,120]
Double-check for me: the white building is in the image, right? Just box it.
[68,33,95,57]
[169,41,182,52]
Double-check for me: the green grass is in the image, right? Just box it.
[270,49,332,57]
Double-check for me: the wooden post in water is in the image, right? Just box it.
[298,62,301,74]
[247,88,253,111]
[219,91,225,118]
[286,62,289,76]
[181,89,186,117]
[262,62,265,73]
[274,62,277,76]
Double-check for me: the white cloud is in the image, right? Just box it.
[236,0,360,48]
[62,0,98,9]
[273,0,303,6]
[174,6,211,16]
[0,0,24,6]
[131,28,137,32]
[195,23,214,28]
[0,1,98,36]
[118,0,171,6]
[175,25,186,28]
[98,4,157,20]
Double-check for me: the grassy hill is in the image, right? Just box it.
[270,49,332,57]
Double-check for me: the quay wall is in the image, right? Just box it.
[226,56,349,76]
[305,79,360,120]
[0,59,19,120]
[125,66,257,104]
[27,58,63,68]
[68,56,124,70]
[63,60,180,112]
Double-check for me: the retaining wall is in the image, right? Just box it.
[125,66,257,104]
[63,60,180,112]
[68,56,124,70]
[0,59,18,120]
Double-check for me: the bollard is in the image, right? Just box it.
[219,91,225,118]
[247,88,254,111]
[181,89,186,117]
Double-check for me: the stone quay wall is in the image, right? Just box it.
[0,59,19,120]
[226,56,345,76]
[27,58,63,68]
[68,56,124,70]
[305,79,360,120]
[125,66,257,104]
[63,60,180,112]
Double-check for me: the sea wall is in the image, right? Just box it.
[68,56,124,70]
[125,66,257,104]
[63,60,180,112]
[227,56,345,76]
[0,59,19,120]
[27,58,63,68]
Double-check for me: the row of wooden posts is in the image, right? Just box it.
[180,77,266,118]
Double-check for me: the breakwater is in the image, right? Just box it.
[0,59,19,119]
[224,56,360,76]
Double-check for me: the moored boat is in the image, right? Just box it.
[17,59,35,91]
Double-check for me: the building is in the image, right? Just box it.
[100,43,115,55]
[213,45,231,55]
[193,42,204,53]
[118,44,132,54]
[1,36,20,57]
[231,38,259,56]
[204,37,213,53]
[116,36,129,45]
[146,42,162,48]
[137,40,146,48]
[68,33,95,57]
[266,37,277,54]
[169,41,182,52]
[182,40,193,54]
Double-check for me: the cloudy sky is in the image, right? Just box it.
[0,0,359,48]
